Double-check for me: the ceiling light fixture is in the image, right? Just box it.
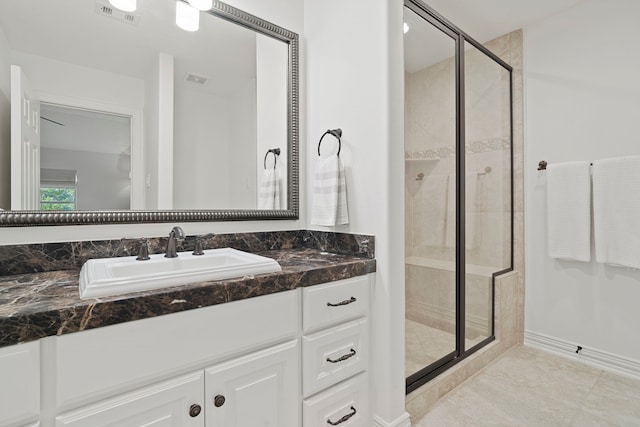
[403,22,410,34]
[187,0,213,11]
[176,1,199,32]
[108,0,137,12]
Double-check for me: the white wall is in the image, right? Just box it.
[173,85,233,209]
[256,34,288,208]
[0,0,304,244]
[156,53,174,209]
[12,52,144,109]
[229,79,258,209]
[41,148,130,210]
[524,0,640,362]
[305,0,409,425]
[144,54,160,210]
[0,26,10,210]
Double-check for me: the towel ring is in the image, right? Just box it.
[264,148,281,169]
[317,128,342,157]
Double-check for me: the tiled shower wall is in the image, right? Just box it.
[404,36,512,271]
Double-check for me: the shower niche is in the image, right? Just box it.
[403,0,513,392]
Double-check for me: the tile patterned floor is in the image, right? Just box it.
[412,345,640,426]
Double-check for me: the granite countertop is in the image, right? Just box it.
[0,248,376,348]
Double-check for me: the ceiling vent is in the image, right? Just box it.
[185,73,209,85]
[95,1,140,25]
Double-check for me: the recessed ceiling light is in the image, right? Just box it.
[109,0,136,12]
[403,22,410,34]
[176,1,199,32]
[188,0,212,11]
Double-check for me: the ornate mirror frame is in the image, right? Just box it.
[0,0,299,226]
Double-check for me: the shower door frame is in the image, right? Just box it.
[404,0,515,394]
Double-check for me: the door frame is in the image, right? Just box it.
[33,91,144,210]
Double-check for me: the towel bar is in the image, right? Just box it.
[318,128,342,156]
[538,160,593,171]
[264,148,281,169]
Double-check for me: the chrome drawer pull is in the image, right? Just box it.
[327,406,357,425]
[326,348,356,363]
[327,296,356,307]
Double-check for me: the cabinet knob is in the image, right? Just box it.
[189,404,202,417]
[214,394,226,407]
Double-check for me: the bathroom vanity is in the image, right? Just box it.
[0,233,375,427]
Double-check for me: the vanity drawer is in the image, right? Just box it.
[302,372,369,427]
[302,318,368,397]
[302,276,370,333]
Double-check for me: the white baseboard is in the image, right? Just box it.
[373,412,412,427]
[524,330,640,380]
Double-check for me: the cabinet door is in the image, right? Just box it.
[55,371,204,427]
[0,342,40,427]
[205,340,299,427]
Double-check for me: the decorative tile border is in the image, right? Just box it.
[405,137,511,160]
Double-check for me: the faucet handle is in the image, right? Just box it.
[193,233,216,256]
[122,237,151,261]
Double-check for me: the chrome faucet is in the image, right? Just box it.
[165,226,185,258]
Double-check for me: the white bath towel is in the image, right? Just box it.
[310,155,349,226]
[414,174,449,247]
[546,161,591,262]
[257,167,281,210]
[593,156,640,268]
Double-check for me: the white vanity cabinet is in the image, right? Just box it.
[50,290,299,427]
[55,340,299,427]
[0,273,373,427]
[301,276,371,426]
[52,291,298,411]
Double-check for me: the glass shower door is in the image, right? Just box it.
[463,41,513,351]
[403,6,458,379]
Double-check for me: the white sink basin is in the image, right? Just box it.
[79,248,282,299]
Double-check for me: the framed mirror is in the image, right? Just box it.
[0,0,298,226]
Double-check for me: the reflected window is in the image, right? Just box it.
[40,168,77,211]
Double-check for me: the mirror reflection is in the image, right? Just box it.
[0,0,290,213]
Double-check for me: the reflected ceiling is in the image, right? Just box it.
[0,0,256,96]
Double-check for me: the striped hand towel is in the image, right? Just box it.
[257,168,281,210]
[311,155,349,226]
